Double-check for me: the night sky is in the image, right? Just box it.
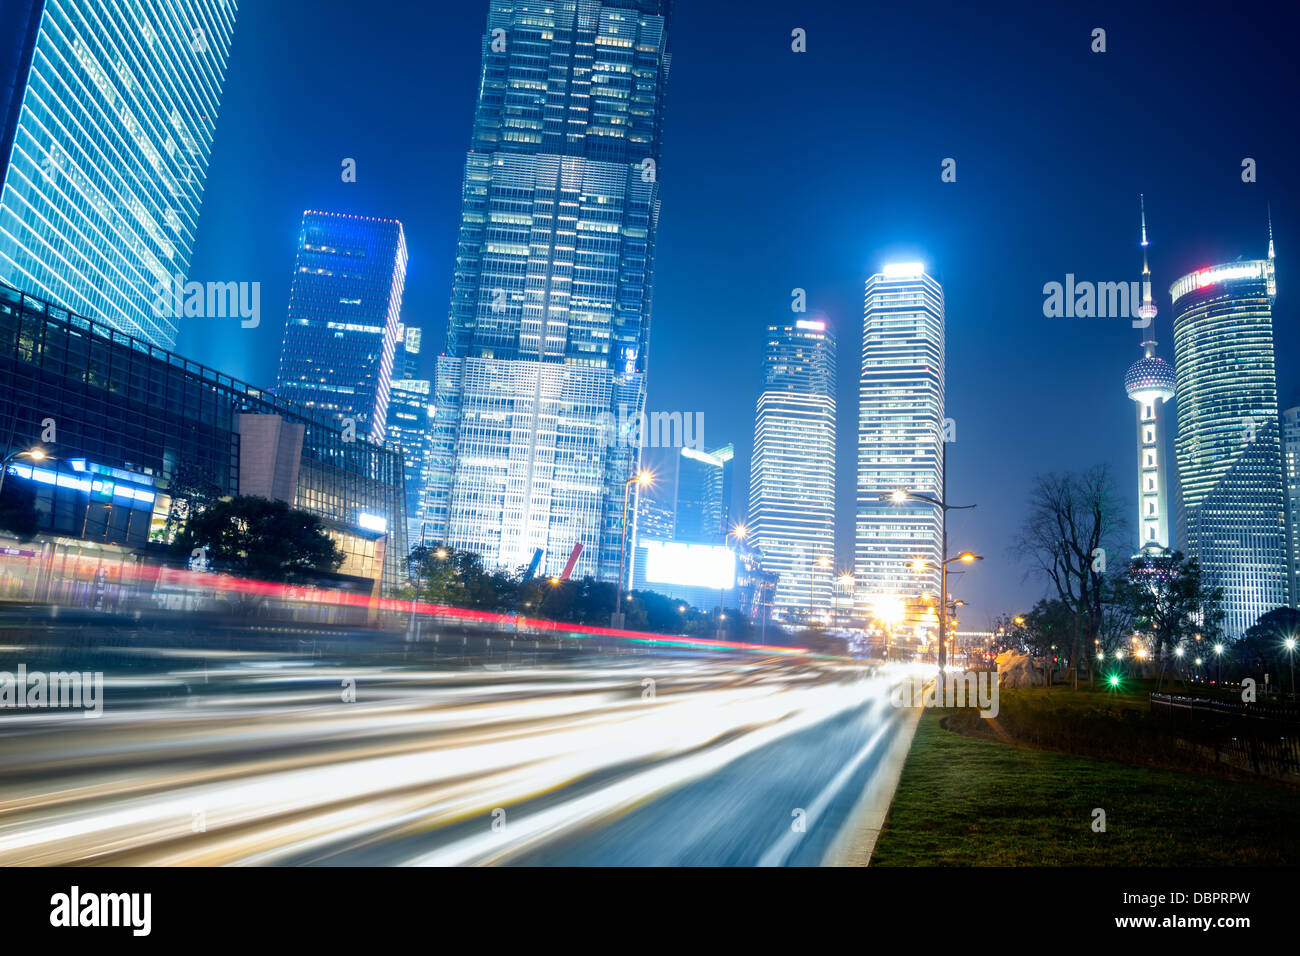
[181,0,1300,624]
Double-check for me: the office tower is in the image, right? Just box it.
[1282,406,1300,608]
[427,0,673,580]
[1124,197,1176,553]
[856,263,945,618]
[275,211,407,444]
[394,323,422,379]
[1170,229,1289,637]
[634,445,677,543]
[747,319,836,617]
[676,444,734,543]
[387,376,434,549]
[0,0,238,348]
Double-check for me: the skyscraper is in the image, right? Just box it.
[676,444,733,543]
[0,0,237,348]
[1171,234,1289,637]
[1282,405,1300,609]
[856,263,945,618]
[747,319,837,617]
[427,0,673,580]
[275,211,407,444]
[386,325,433,548]
[1124,198,1176,554]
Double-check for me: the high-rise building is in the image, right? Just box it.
[1124,198,1176,554]
[747,318,837,617]
[0,0,238,348]
[1171,233,1289,637]
[387,376,434,549]
[676,444,733,543]
[1282,405,1300,608]
[275,211,407,444]
[427,0,673,581]
[856,263,945,618]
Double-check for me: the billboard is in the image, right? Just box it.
[642,539,736,591]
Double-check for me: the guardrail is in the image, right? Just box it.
[1150,693,1300,780]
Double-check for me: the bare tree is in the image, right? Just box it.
[1012,466,1127,688]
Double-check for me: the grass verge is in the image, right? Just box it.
[870,707,1299,866]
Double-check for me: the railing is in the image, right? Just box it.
[1149,693,1300,780]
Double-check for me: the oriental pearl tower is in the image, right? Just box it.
[1124,195,1176,554]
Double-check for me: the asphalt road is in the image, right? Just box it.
[0,615,911,866]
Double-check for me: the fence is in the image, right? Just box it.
[1150,693,1300,781]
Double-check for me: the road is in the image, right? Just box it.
[0,614,914,866]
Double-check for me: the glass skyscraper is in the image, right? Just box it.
[275,211,408,445]
[856,264,945,618]
[676,444,733,544]
[747,319,837,617]
[427,0,673,580]
[1170,253,1290,637]
[386,323,434,548]
[0,0,237,349]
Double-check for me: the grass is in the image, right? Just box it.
[870,707,1300,866]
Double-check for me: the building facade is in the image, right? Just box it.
[676,444,733,543]
[1282,406,1300,609]
[275,211,407,444]
[856,264,945,618]
[747,318,837,617]
[1170,255,1289,637]
[0,0,237,349]
[0,280,407,593]
[426,0,673,581]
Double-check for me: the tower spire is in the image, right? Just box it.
[1268,203,1275,260]
[1137,194,1157,350]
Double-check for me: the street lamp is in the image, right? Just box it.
[720,523,747,637]
[1213,642,1224,685]
[0,446,50,501]
[904,549,983,671]
[809,554,831,627]
[1285,636,1297,696]
[614,470,653,627]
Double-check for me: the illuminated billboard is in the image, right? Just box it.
[642,540,736,590]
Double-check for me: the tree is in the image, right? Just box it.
[161,461,222,544]
[170,495,344,582]
[1012,466,1126,688]
[0,477,38,540]
[1238,607,1300,681]
[1112,551,1224,689]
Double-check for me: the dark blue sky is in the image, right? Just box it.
[182,0,1299,624]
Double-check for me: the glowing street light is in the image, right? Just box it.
[0,446,52,500]
[615,470,653,625]
[1285,636,1297,696]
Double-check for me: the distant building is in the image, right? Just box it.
[856,263,945,619]
[387,378,434,550]
[275,211,408,444]
[747,318,837,617]
[676,444,734,543]
[0,280,407,594]
[1171,238,1289,637]
[0,0,238,349]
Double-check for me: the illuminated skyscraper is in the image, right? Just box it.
[1282,405,1300,608]
[0,0,237,348]
[1124,197,1176,553]
[856,263,945,618]
[747,319,837,617]
[427,0,673,579]
[275,211,407,445]
[1171,227,1289,637]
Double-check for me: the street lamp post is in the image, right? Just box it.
[0,446,49,501]
[809,554,830,628]
[614,470,652,628]
[882,444,977,674]
[721,524,747,638]
[1286,637,1297,697]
